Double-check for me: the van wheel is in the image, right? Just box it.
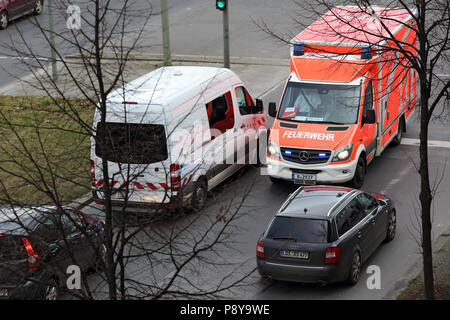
[34,0,43,15]
[347,251,361,285]
[191,180,207,212]
[391,119,404,146]
[0,11,8,30]
[384,209,396,242]
[350,157,366,189]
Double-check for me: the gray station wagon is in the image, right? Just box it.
[256,185,396,285]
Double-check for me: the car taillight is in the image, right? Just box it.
[170,163,182,191]
[325,247,340,264]
[90,160,95,186]
[256,241,264,258]
[22,237,39,272]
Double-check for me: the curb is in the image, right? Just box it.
[65,53,290,67]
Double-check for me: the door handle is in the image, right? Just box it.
[357,231,362,239]
[240,124,246,129]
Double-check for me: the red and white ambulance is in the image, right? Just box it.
[266,6,418,188]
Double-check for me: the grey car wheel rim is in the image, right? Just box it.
[0,12,7,29]
[35,0,42,13]
[351,253,361,283]
[45,284,57,300]
[388,211,396,238]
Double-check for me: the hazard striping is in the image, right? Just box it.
[401,138,450,149]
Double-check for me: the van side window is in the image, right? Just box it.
[205,91,235,136]
[235,86,256,115]
[335,198,364,236]
[362,80,373,124]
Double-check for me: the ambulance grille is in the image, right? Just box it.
[280,147,331,164]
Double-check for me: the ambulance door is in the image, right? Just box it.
[233,86,258,165]
[360,80,377,159]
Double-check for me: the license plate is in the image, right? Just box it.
[280,250,309,259]
[292,173,316,185]
[0,289,8,297]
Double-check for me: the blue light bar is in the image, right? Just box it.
[293,41,304,56]
[318,153,327,158]
[285,150,292,155]
[361,45,372,59]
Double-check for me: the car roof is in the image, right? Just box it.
[0,205,71,235]
[278,185,357,219]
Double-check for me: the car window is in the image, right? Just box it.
[265,216,329,243]
[335,198,364,236]
[362,80,373,126]
[235,86,256,115]
[356,193,379,214]
[205,91,235,137]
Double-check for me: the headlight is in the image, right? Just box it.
[267,140,281,159]
[332,144,353,162]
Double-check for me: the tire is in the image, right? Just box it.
[0,11,8,30]
[43,278,59,300]
[190,179,207,212]
[269,176,284,184]
[350,157,366,189]
[391,118,404,146]
[94,243,107,272]
[384,209,396,242]
[34,0,43,15]
[347,251,361,285]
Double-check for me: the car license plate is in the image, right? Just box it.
[292,173,316,185]
[0,289,8,297]
[280,250,309,259]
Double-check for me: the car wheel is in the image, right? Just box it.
[384,209,396,242]
[391,119,404,146]
[0,11,8,30]
[94,243,107,272]
[34,0,43,15]
[191,179,207,212]
[269,176,284,184]
[347,251,361,285]
[350,157,366,189]
[44,279,59,300]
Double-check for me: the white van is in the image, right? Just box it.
[91,66,269,212]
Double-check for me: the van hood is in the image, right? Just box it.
[271,121,356,150]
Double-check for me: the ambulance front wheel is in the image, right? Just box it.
[350,157,366,189]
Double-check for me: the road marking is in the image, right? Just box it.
[0,56,50,61]
[401,138,450,149]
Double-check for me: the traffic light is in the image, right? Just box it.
[216,0,226,11]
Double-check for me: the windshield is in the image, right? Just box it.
[278,82,361,124]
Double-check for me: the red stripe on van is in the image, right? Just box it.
[146,183,158,190]
[96,179,104,187]
[160,183,170,190]
[134,182,145,189]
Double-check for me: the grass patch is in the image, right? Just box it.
[0,95,95,204]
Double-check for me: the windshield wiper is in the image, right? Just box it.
[271,237,297,241]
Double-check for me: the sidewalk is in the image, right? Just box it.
[397,229,450,299]
[0,54,289,99]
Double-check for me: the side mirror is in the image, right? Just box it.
[255,99,263,113]
[363,109,376,124]
[268,102,277,118]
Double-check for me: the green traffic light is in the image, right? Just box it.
[216,1,226,10]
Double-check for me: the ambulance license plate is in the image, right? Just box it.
[292,173,316,185]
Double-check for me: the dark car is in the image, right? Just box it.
[0,0,43,30]
[0,205,105,300]
[256,185,396,285]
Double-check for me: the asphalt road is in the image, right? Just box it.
[2,0,449,300]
